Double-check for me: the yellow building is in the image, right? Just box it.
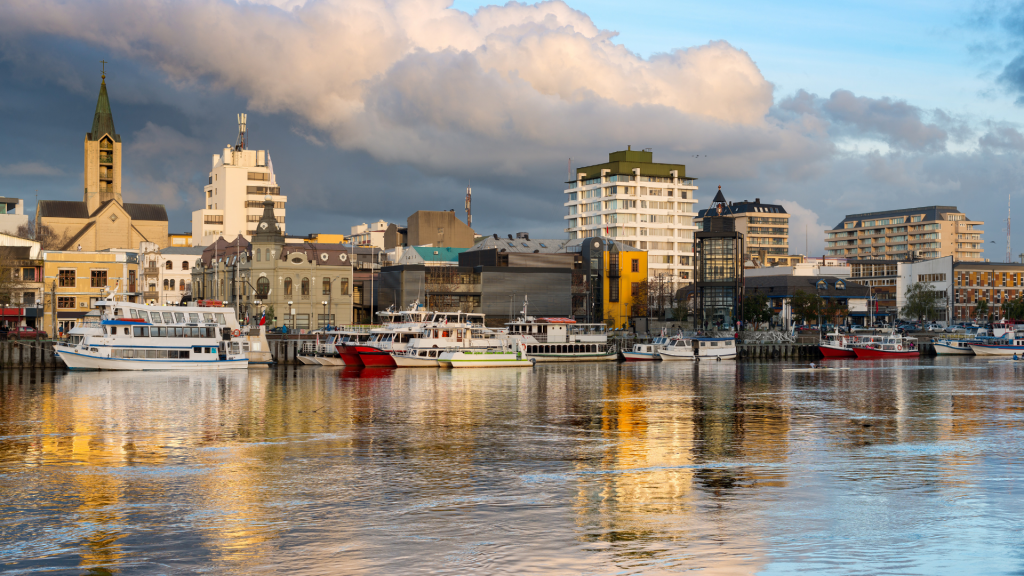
[41,250,140,335]
[303,233,346,244]
[36,72,169,251]
[168,233,193,247]
[603,243,649,329]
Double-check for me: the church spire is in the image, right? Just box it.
[88,64,119,142]
[253,195,283,243]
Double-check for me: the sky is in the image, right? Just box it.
[2,0,1024,258]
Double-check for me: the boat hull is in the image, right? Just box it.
[621,351,659,361]
[819,345,856,358]
[531,352,619,362]
[57,348,248,371]
[391,353,440,367]
[852,347,919,359]
[336,344,364,367]
[970,344,1024,356]
[356,345,397,367]
[319,356,346,366]
[439,349,533,368]
[296,355,319,365]
[658,350,693,361]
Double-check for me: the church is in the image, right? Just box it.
[36,72,168,250]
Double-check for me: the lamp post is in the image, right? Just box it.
[321,300,328,329]
[288,300,294,332]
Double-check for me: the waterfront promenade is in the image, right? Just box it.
[1,359,1021,574]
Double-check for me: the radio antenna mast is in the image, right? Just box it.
[235,113,247,151]
[1007,194,1012,263]
[465,181,472,228]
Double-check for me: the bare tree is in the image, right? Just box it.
[15,222,71,251]
[571,270,588,317]
[647,273,671,319]
[0,246,27,308]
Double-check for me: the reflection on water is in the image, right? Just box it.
[1,358,1024,574]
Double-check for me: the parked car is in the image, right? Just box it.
[925,323,945,332]
[795,325,819,333]
[10,326,47,339]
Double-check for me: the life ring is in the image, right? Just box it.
[232,329,241,337]
[897,344,902,351]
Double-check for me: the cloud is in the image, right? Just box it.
[979,123,1024,150]
[122,122,206,210]
[773,199,825,256]
[0,161,63,176]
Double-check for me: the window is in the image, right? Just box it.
[90,270,107,288]
[180,282,186,292]
[165,261,173,270]
[301,277,310,297]
[169,279,176,290]
[323,279,331,295]
[338,279,349,295]
[22,268,35,281]
[631,282,640,296]
[57,296,75,309]
[284,278,293,295]
[256,277,270,298]
[609,281,619,302]
[256,249,261,262]
[58,269,75,287]
[609,253,619,271]
[182,261,189,270]
[163,279,169,289]
[631,258,639,273]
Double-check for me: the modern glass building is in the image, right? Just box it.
[694,188,744,330]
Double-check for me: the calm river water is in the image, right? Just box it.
[1,358,1023,575]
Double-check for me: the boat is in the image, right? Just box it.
[818,329,856,358]
[335,329,372,366]
[438,340,534,368]
[621,337,670,361]
[659,336,737,361]
[970,330,1024,356]
[391,347,444,367]
[55,300,249,371]
[852,334,919,358]
[504,301,617,362]
[932,336,979,355]
[389,311,501,367]
[353,306,438,367]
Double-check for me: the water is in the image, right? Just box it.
[1,358,1023,575]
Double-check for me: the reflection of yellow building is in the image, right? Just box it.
[41,250,140,335]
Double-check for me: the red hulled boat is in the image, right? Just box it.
[852,335,919,359]
[818,330,856,358]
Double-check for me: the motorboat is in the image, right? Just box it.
[438,340,534,368]
[504,301,617,361]
[659,336,737,361]
[621,337,670,361]
[970,330,1024,356]
[818,329,856,358]
[852,334,919,358]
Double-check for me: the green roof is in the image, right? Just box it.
[413,246,465,262]
[575,148,688,180]
[88,80,120,142]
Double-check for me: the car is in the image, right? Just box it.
[926,324,945,332]
[10,326,47,339]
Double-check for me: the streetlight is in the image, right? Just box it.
[321,300,328,329]
[288,300,294,332]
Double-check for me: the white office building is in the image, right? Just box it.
[564,148,698,286]
[191,115,287,247]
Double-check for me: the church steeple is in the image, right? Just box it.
[84,66,123,211]
[253,195,283,243]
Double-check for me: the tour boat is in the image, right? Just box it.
[818,330,856,358]
[658,336,737,361]
[389,312,500,367]
[970,330,1024,356]
[351,306,438,367]
[391,347,445,367]
[852,335,919,358]
[335,330,372,366]
[55,295,260,370]
[504,304,617,362]
[438,340,534,368]
[621,337,670,361]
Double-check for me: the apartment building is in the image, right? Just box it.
[826,206,984,261]
[952,261,1024,322]
[350,221,388,248]
[564,147,698,286]
[140,242,203,305]
[191,116,287,246]
[42,249,139,335]
[697,197,791,266]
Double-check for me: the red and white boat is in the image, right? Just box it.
[818,330,856,358]
[852,334,919,358]
[335,330,373,366]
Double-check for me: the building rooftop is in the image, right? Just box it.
[697,198,788,219]
[746,274,870,298]
[831,206,974,230]
[161,247,205,255]
[469,236,570,253]
[572,147,694,181]
[411,246,465,262]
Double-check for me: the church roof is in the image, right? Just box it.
[88,80,120,142]
[37,200,167,222]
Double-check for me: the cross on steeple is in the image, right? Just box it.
[101,60,107,81]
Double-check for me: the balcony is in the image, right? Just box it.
[143,291,159,301]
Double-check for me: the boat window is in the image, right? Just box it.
[215,313,226,325]
[103,327,108,335]
[175,312,186,323]
[188,313,199,323]
[115,308,123,317]
[174,327,184,337]
[151,313,162,324]
[203,313,215,322]
[122,327,130,335]
[133,326,148,337]
[137,310,150,323]
[163,312,175,323]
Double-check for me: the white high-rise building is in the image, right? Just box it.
[191,114,287,247]
[564,148,698,285]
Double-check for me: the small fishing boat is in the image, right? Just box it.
[658,336,737,361]
[852,335,919,358]
[438,340,534,368]
[970,330,1024,356]
[818,329,856,358]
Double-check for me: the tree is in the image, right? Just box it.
[900,281,936,322]
[647,273,671,319]
[671,299,689,322]
[742,292,773,328]
[630,280,649,317]
[976,298,989,323]
[822,298,849,326]
[1005,296,1024,322]
[14,222,70,251]
[791,290,822,324]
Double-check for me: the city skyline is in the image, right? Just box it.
[1,0,1023,258]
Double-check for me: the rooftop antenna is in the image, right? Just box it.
[235,113,247,151]
[567,157,572,181]
[465,181,472,228]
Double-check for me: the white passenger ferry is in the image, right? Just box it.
[505,316,617,362]
[55,297,250,370]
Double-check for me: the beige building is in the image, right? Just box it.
[37,74,169,251]
[384,210,476,250]
[141,243,203,305]
[696,195,797,266]
[827,206,984,261]
[41,249,140,335]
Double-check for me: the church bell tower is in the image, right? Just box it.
[84,64,122,213]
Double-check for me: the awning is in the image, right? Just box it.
[57,311,88,319]
[0,308,24,317]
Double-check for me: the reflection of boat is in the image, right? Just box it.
[439,341,534,368]
[852,335,919,358]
